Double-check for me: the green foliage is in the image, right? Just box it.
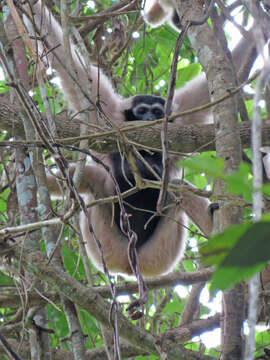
[163,293,184,315]
[200,216,270,294]
[200,222,252,267]
[181,153,224,179]
[0,188,8,213]
[262,183,270,197]
[181,153,252,201]
[62,241,86,281]
[0,80,9,94]
[175,62,202,88]
[182,257,198,272]
[0,271,14,286]
[255,330,270,358]
[181,152,266,294]
[110,23,197,99]
[207,347,221,358]
[225,162,252,202]
[245,99,254,118]
[78,309,101,348]
[46,304,69,347]
[33,84,64,114]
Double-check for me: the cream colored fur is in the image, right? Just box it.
[142,0,180,31]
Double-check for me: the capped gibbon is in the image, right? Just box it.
[47,93,215,276]
[22,1,255,277]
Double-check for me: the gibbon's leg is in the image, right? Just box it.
[79,204,132,275]
[142,0,182,31]
[136,206,188,277]
[46,161,134,274]
[136,190,215,277]
[81,195,190,277]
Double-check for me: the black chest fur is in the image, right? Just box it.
[109,151,163,248]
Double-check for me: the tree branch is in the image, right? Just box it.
[2,106,270,154]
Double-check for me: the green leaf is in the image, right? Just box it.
[156,28,178,46]
[0,271,14,286]
[210,262,265,294]
[262,183,270,197]
[193,173,207,188]
[163,295,183,315]
[182,258,197,272]
[225,162,252,201]
[0,80,9,94]
[78,309,99,336]
[0,189,9,212]
[175,63,202,88]
[221,222,270,267]
[46,304,69,339]
[180,154,224,179]
[205,221,270,294]
[200,222,252,266]
[62,241,85,280]
[245,99,254,118]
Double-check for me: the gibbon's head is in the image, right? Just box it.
[124,95,165,121]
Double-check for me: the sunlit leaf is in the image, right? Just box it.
[225,162,252,201]
[210,263,265,295]
[200,222,252,266]
[180,154,224,178]
[203,222,270,294]
[221,222,270,267]
[0,271,14,286]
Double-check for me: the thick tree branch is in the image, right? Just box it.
[0,338,148,360]
[0,268,213,310]
[1,104,270,153]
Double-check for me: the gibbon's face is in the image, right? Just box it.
[131,95,165,121]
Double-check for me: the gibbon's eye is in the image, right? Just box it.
[137,106,148,115]
[152,107,164,118]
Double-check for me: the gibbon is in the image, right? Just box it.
[47,93,215,276]
[22,1,254,277]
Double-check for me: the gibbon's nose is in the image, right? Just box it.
[143,112,157,121]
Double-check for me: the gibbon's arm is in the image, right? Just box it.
[29,1,125,124]
[137,196,216,276]
[172,74,211,125]
[171,31,257,125]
